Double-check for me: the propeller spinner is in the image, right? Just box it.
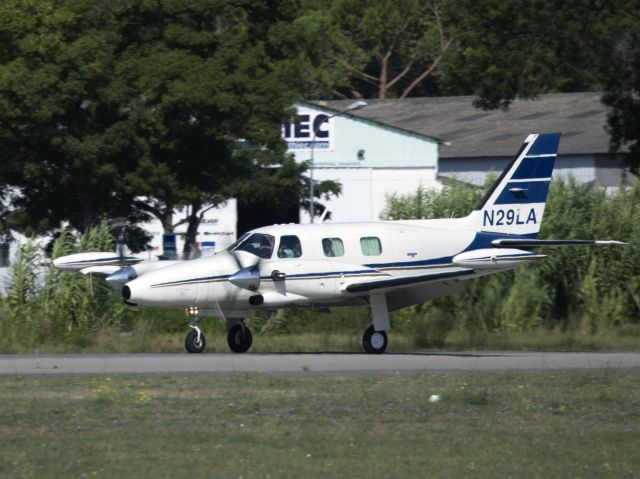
[228,266,261,291]
[227,251,261,292]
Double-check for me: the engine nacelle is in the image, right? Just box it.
[248,291,309,307]
[106,261,181,286]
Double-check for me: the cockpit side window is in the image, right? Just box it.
[277,235,302,258]
[230,233,274,259]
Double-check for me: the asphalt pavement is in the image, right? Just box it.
[0,351,639,376]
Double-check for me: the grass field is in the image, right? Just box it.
[1,371,639,478]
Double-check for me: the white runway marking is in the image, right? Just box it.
[0,352,639,376]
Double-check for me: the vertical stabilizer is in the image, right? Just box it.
[468,132,561,237]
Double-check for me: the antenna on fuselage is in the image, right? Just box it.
[319,208,329,224]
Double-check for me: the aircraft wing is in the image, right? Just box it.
[344,268,475,294]
[78,265,122,277]
[491,239,626,248]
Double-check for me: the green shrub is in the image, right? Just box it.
[381,177,640,339]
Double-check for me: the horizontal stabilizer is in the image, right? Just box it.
[453,248,546,269]
[492,239,627,248]
[345,269,475,293]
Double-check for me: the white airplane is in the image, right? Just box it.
[54,133,624,354]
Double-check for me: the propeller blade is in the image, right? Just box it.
[229,251,243,270]
[110,217,129,268]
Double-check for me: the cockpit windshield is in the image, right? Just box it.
[227,233,275,259]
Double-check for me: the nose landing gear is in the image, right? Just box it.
[183,308,253,354]
[184,307,206,354]
[185,328,206,353]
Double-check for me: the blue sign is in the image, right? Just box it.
[163,234,177,256]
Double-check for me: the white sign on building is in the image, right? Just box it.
[282,106,334,151]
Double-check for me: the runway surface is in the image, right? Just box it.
[1,351,639,376]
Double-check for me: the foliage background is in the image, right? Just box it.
[2,179,639,352]
[380,178,640,347]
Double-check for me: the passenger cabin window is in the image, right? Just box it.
[277,235,302,258]
[360,236,382,256]
[322,238,344,257]
[230,233,274,259]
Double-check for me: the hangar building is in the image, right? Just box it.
[284,102,442,223]
[284,92,627,222]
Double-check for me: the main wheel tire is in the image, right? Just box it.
[362,325,388,354]
[185,329,206,353]
[227,324,253,353]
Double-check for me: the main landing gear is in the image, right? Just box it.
[362,325,388,354]
[227,322,253,353]
[361,293,391,354]
[183,307,254,354]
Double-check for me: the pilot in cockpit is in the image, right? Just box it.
[322,238,335,257]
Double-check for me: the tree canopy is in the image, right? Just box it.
[288,0,451,99]
[0,0,307,237]
[1,0,639,240]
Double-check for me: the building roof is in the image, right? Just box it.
[314,92,617,158]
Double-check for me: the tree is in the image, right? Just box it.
[289,0,452,99]
[233,150,341,234]
[441,0,621,108]
[603,4,640,172]
[0,0,143,233]
[0,0,306,242]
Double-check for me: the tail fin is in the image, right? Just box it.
[468,132,561,237]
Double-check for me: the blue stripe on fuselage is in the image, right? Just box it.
[151,274,230,287]
[65,256,140,264]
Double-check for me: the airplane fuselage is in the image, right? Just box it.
[122,219,541,315]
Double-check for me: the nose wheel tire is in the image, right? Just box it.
[185,329,206,354]
[362,325,388,354]
[227,324,253,353]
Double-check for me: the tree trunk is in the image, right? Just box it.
[182,199,202,257]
